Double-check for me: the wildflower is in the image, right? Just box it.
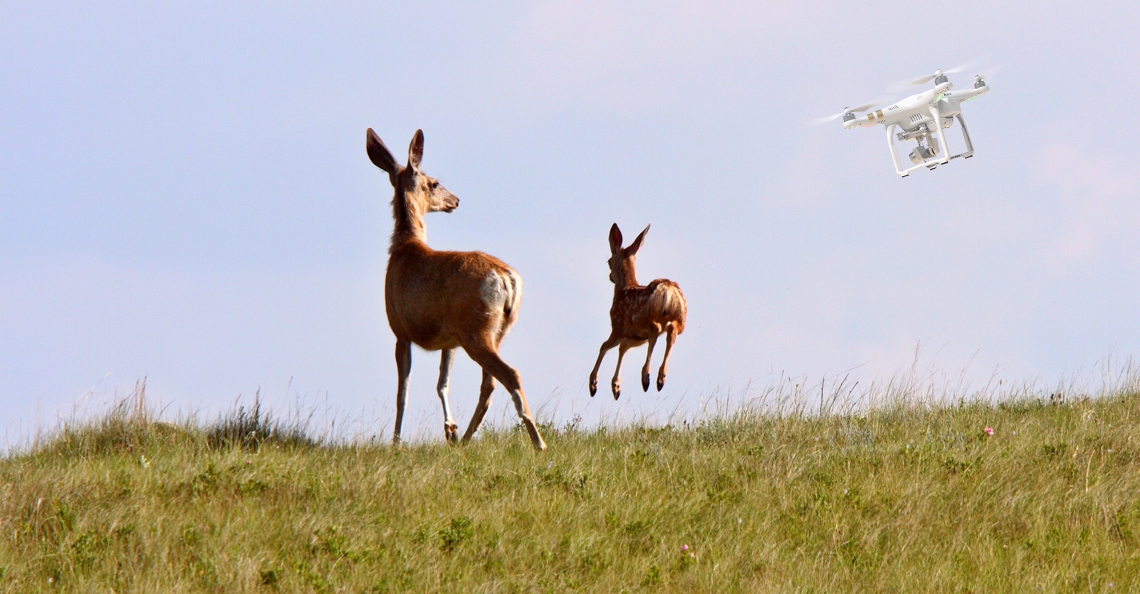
[984,427,994,436]
[246,459,252,465]
[681,544,689,552]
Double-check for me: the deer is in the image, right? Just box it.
[365,128,546,451]
[589,223,687,400]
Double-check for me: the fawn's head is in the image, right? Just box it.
[607,223,650,287]
[366,128,459,215]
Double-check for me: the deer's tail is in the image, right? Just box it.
[502,268,522,322]
[650,281,687,334]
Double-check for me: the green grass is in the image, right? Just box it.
[3,387,1140,592]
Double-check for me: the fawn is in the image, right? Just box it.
[366,128,545,450]
[589,223,687,399]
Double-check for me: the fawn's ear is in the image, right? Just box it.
[366,128,401,186]
[627,223,650,255]
[408,129,424,170]
[609,223,623,254]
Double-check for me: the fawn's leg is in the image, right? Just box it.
[641,332,659,392]
[589,332,621,397]
[392,338,412,444]
[436,348,458,442]
[657,324,678,391]
[612,340,636,400]
[464,339,546,451]
[462,369,495,442]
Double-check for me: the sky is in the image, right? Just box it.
[3,2,1139,445]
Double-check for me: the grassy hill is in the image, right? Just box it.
[2,387,1140,592]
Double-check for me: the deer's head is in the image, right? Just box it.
[366,128,459,214]
[607,223,649,287]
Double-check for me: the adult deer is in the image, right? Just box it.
[589,223,687,399]
[366,128,546,451]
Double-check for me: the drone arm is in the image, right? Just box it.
[948,86,988,102]
[843,116,878,130]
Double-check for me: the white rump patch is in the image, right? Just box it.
[479,272,509,308]
[479,269,522,317]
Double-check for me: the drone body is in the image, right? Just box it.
[831,69,991,177]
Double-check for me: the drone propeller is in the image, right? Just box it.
[888,62,976,92]
[810,96,892,126]
[972,64,1003,84]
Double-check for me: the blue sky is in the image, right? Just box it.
[3,2,1139,444]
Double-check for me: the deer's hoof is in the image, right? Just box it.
[589,378,597,397]
[641,372,650,392]
[657,375,666,391]
[612,382,621,400]
[444,422,459,443]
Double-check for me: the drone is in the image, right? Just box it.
[817,65,993,177]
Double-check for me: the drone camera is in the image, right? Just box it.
[909,145,936,165]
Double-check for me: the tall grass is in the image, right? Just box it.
[2,375,1140,592]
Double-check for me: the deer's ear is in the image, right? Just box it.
[628,224,650,255]
[608,223,623,254]
[366,128,401,186]
[408,129,424,170]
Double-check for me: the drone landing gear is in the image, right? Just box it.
[887,108,974,177]
[947,114,974,162]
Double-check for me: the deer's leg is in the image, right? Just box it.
[437,348,458,443]
[657,324,678,391]
[462,369,495,443]
[612,340,636,400]
[589,332,621,397]
[392,338,412,445]
[463,339,546,451]
[641,331,659,392]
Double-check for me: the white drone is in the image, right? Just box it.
[818,64,994,177]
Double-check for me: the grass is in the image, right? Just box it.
[2,381,1140,592]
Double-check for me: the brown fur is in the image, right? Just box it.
[367,128,545,450]
[589,223,687,399]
